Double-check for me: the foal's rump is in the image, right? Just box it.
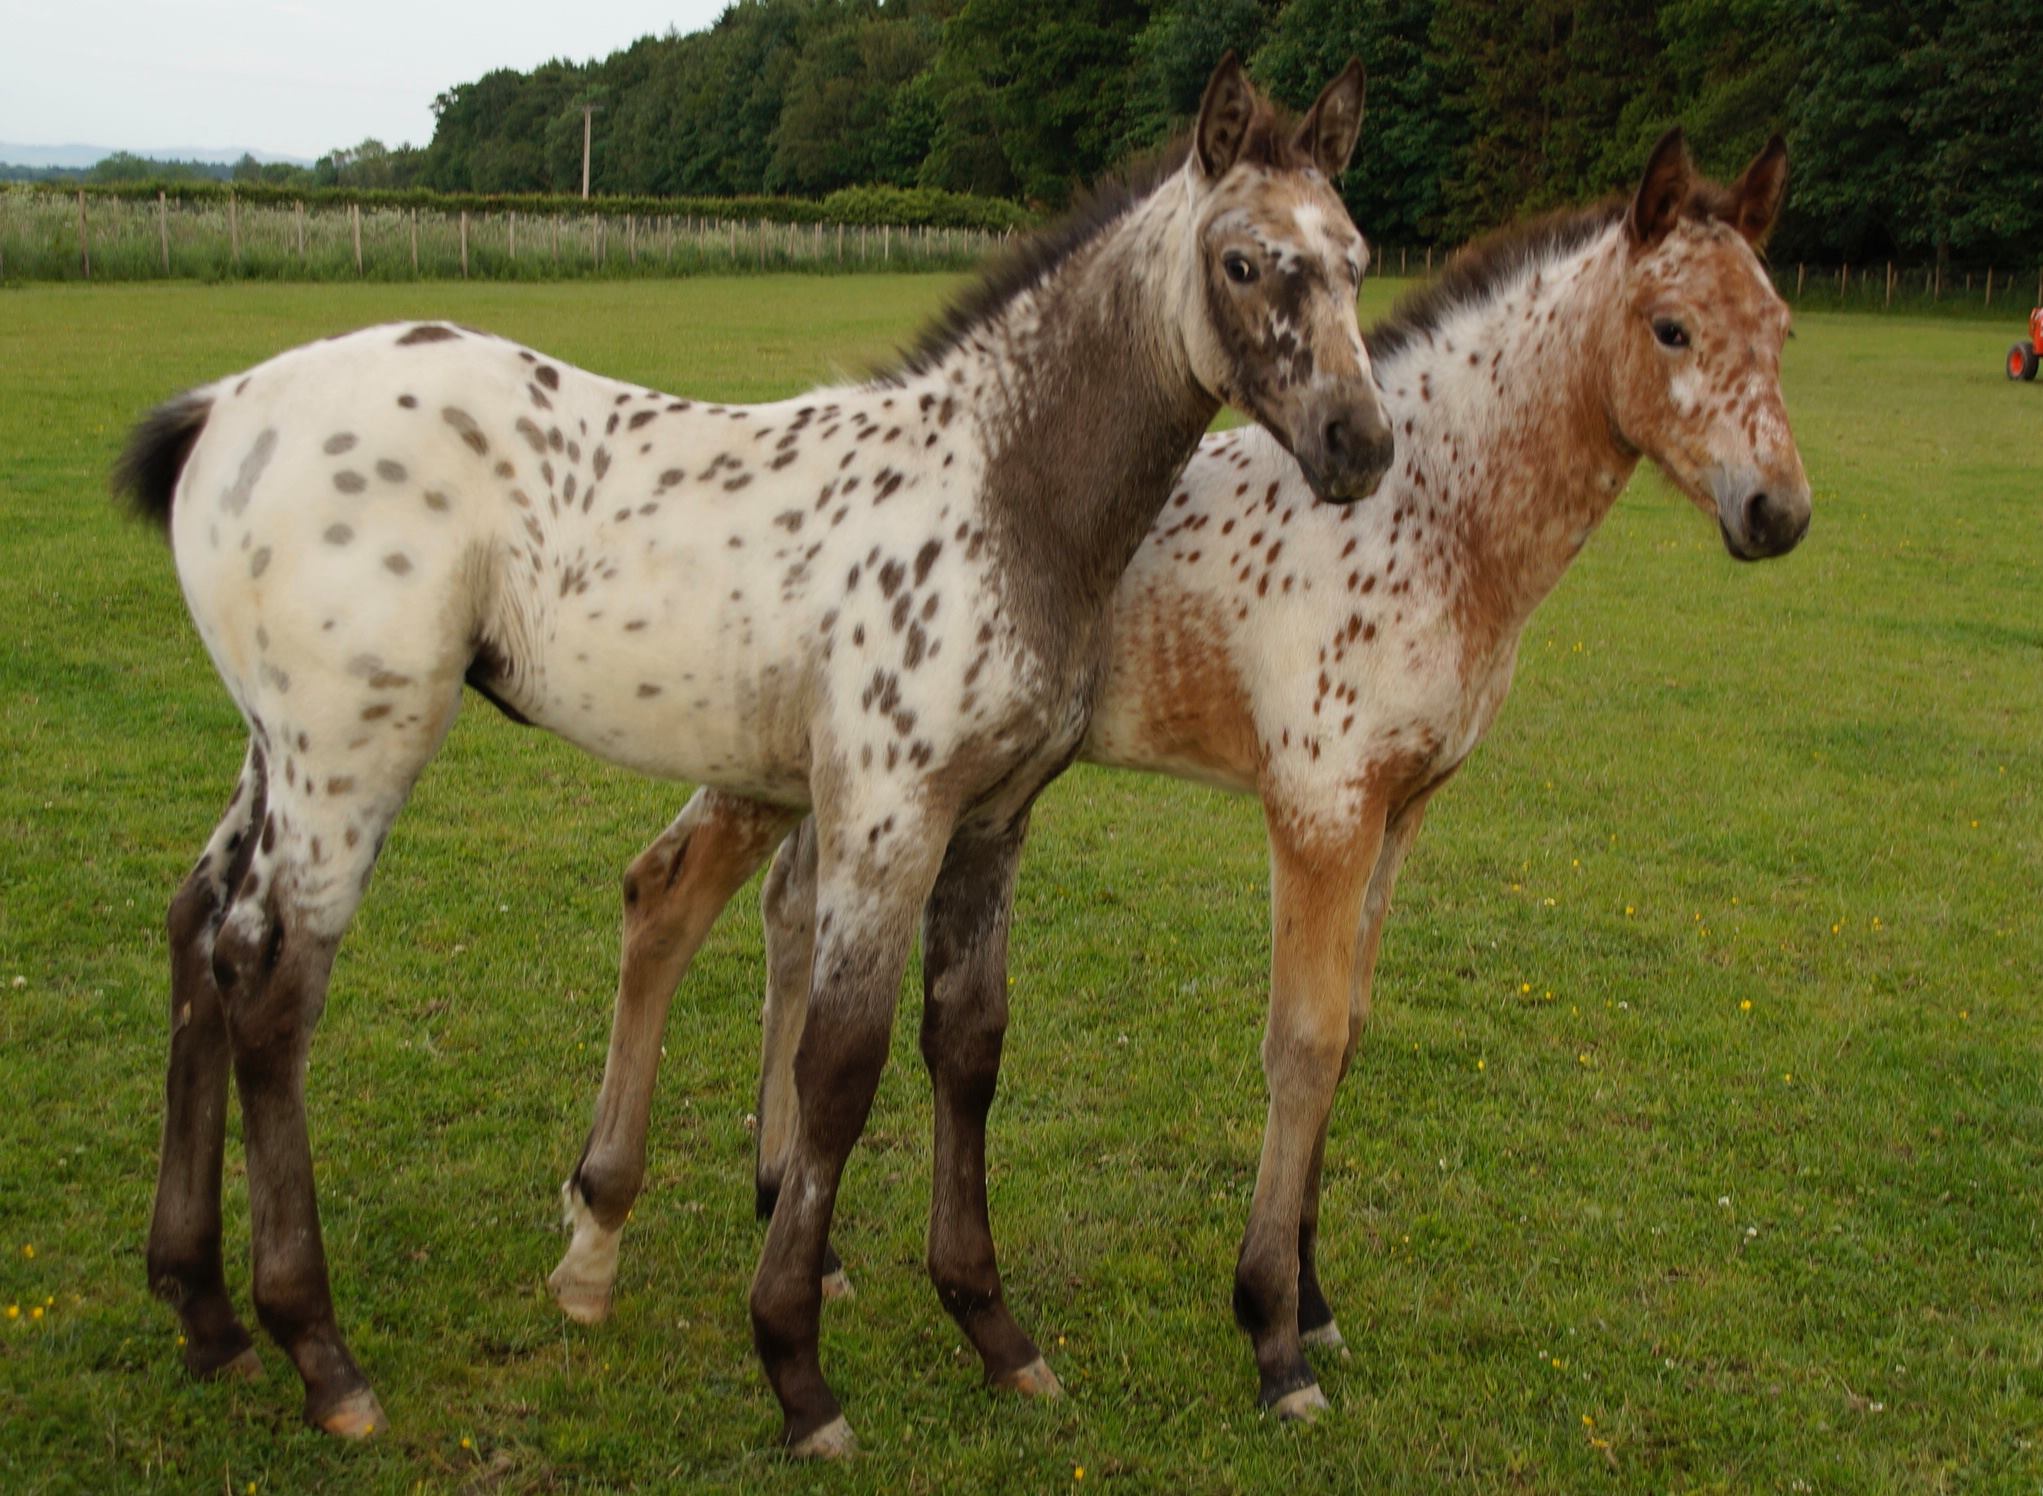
[123,323,833,802]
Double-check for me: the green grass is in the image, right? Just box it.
[1,278,2038,1493]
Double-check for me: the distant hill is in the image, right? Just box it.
[0,143,314,170]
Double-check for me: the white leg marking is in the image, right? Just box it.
[547,1179,622,1325]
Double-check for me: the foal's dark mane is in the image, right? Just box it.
[879,101,1306,384]
[1367,200,1625,366]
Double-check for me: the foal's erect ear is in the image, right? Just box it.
[1727,133,1789,246]
[1629,128,1692,245]
[1195,52,1258,179]
[1294,58,1366,179]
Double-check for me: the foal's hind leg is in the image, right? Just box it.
[1294,796,1430,1361]
[209,681,459,1436]
[919,818,1057,1396]
[148,747,265,1382]
[551,789,792,1324]
[751,821,852,1300]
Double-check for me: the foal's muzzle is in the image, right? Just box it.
[1717,482,1812,561]
[1294,393,1396,505]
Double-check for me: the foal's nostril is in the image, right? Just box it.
[1323,418,1349,462]
[1742,491,1772,542]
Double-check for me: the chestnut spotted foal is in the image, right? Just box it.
[564,131,1810,1421]
[123,57,1390,1453]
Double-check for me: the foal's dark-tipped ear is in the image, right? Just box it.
[1195,52,1258,178]
[1294,58,1366,179]
[1629,127,1692,245]
[1727,133,1788,245]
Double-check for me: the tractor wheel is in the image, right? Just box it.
[2010,343,2040,381]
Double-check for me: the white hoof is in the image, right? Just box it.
[996,1356,1064,1399]
[550,1179,621,1325]
[316,1387,390,1439]
[548,1262,614,1325]
[1301,1318,1347,1355]
[820,1268,855,1302]
[1271,1383,1330,1422]
[789,1414,857,1460]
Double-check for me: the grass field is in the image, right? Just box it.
[0,277,2038,1494]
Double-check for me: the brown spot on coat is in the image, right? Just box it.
[442,407,489,455]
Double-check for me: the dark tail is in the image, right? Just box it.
[112,391,213,535]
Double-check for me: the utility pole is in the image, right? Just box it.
[580,102,601,200]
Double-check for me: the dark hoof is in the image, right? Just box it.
[184,1333,260,1382]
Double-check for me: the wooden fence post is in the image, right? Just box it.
[509,209,517,262]
[885,223,892,263]
[77,188,89,280]
[410,207,419,275]
[1796,262,1804,297]
[628,213,637,266]
[158,190,169,275]
[352,202,363,276]
[228,193,240,270]
[1886,261,1894,308]
[1984,266,1993,309]
[295,201,305,263]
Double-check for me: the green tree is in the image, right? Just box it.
[1253,0,1463,245]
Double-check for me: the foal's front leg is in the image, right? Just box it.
[1232,804,1382,1418]
[1294,797,1431,1357]
[551,790,792,1324]
[919,818,1058,1395]
[750,804,952,1457]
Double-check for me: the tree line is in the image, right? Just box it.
[32,1,2040,270]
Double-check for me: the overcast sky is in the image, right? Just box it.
[0,1,733,160]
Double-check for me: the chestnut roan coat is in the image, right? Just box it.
[567,131,1810,1421]
[119,57,1390,1455]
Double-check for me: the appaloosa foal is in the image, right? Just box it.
[122,57,1391,1453]
[557,131,1811,1421]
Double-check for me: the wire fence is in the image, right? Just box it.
[0,188,1006,282]
[6,189,2038,317]
[1369,244,2041,315]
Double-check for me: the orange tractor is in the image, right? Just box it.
[2009,307,2043,380]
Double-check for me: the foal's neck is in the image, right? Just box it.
[1403,226,1637,662]
[944,176,1219,651]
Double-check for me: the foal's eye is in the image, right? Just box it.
[1652,317,1690,349]
[1223,253,1259,286]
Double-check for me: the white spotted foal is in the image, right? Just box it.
[124,56,1392,1454]
[578,130,1810,1421]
